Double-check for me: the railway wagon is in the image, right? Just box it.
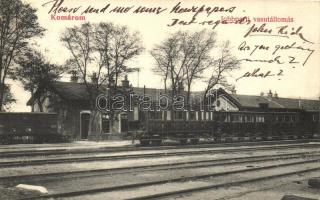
[137,110,319,145]
[0,112,63,144]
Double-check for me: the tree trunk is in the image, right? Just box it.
[37,96,45,112]
[164,77,167,93]
[38,102,43,112]
[203,90,208,105]
[30,91,35,112]
[0,84,4,111]
[187,83,191,106]
[88,109,102,140]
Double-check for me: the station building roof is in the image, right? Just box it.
[214,88,320,112]
[28,81,320,112]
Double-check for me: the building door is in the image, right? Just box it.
[121,113,128,133]
[81,113,90,139]
[102,114,110,133]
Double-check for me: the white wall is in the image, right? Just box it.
[213,95,239,111]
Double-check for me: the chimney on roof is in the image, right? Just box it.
[91,72,98,84]
[274,91,278,98]
[178,81,184,92]
[70,70,78,83]
[122,75,130,88]
[108,78,115,87]
[267,90,273,98]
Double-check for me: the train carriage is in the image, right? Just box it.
[135,110,319,145]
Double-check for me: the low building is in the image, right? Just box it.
[27,77,168,140]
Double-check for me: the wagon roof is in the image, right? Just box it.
[232,94,320,110]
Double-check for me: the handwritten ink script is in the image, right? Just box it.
[237,25,315,81]
[42,0,237,29]
[42,0,317,82]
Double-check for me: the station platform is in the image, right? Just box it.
[0,140,136,152]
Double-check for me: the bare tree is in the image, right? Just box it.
[182,30,216,104]
[61,22,143,137]
[93,22,143,89]
[203,41,240,101]
[151,30,217,104]
[150,34,182,93]
[151,32,186,97]
[14,49,67,112]
[62,23,93,87]
[0,0,45,110]
[152,32,239,107]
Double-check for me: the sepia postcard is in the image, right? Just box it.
[0,0,319,199]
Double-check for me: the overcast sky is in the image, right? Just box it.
[9,0,320,111]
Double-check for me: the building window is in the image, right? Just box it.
[102,114,109,133]
[276,115,283,122]
[224,115,231,122]
[167,111,171,120]
[285,115,290,122]
[205,112,210,120]
[174,111,183,120]
[189,111,196,120]
[150,111,162,119]
[232,115,242,123]
[313,114,319,122]
[133,107,139,120]
[244,115,254,123]
[216,100,221,107]
[256,116,265,123]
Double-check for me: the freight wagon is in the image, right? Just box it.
[0,112,64,144]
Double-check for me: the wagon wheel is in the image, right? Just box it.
[190,138,199,145]
[139,139,150,146]
[179,139,188,145]
[151,140,162,146]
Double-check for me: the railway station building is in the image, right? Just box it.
[28,77,168,140]
[27,78,320,141]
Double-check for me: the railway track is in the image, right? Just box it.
[0,143,319,168]
[1,151,319,185]
[128,166,320,200]
[0,139,317,158]
[18,153,320,199]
